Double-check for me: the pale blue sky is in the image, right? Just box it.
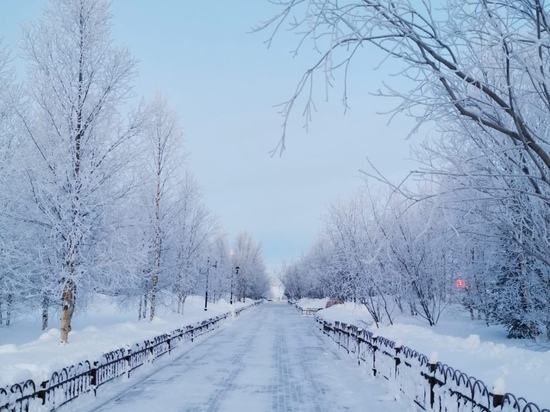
[0,0,418,271]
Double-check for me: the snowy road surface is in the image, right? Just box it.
[89,303,409,412]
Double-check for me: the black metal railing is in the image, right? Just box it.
[314,316,550,412]
[0,300,262,411]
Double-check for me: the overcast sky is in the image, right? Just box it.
[0,1,422,272]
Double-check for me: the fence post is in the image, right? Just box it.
[125,348,132,379]
[394,344,402,378]
[493,394,503,408]
[428,362,436,409]
[36,380,48,406]
[148,340,154,362]
[90,361,98,395]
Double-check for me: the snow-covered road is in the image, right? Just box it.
[88,303,408,412]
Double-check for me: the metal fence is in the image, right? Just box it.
[0,301,262,411]
[315,317,549,412]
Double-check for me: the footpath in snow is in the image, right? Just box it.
[73,302,410,412]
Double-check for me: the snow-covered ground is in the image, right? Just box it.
[0,295,252,388]
[307,300,550,408]
[294,298,329,310]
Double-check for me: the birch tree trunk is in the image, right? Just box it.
[42,295,49,330]
[142,293,148,320]
[60,280,75,343]
[59,31,84,343]
[5,294,11,327]
[177,268,186,315]
[139,94,185,321]
[150,175,161,321]
[138,293,143,320]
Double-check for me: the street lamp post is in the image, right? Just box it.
[204,259,217,311]
[230,266,239,305]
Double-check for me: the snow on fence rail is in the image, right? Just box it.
[296,306,322,316]
[0,301,262,412]
[314,317,550,412]
[292,299,326,316]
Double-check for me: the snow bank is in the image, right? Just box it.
[295,297,329,309]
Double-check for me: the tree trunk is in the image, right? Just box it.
[60,281,75,344]
[150,161,162,321]
[395,296,403,312]
[150,276,157,321]
[177,270,185,314]
[59,13,83,345]
[178,293,186,315]
[6,294,12,327]
[141,293,148,320]
[42,295,49,330]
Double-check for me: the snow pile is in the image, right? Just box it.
[493,377,506,396]
[316,303,550,408]
[295,297,329,310]
[0,295,255,388]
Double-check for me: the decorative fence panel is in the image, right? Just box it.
[0,301,262,411]
[314,316,549,412]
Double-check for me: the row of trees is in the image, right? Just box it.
[270,0,550,339]
[283,179,550,340]
[0,0,268,343]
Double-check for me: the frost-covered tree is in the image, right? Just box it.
[281,238,332,301]
[135,94,186,321]
[264,0,550,175]
[232,232,269,300]
[285,185,456,327]
[14,0,140,343]
[0,42,20,327]
[208,234,231,303]
[380,195,454,326]
[172,172,218,314]
[419,126,550,338]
